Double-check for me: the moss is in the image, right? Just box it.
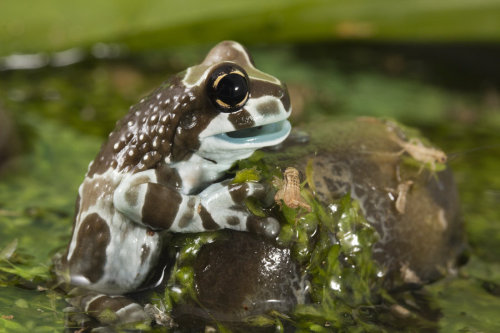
[157,153,387,331]
[232,166,262,184]
[290,192,384,331]
[159,233,219,310]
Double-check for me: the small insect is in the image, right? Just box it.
[399,262,422,284]
[388,131,447,172]
[274,167,311,212]
[394,180,413,214]
[357,118,447,173]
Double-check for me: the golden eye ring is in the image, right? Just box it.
[207,63,249,113]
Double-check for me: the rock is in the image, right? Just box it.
[173,231,305,326]
[170,118,465,328]
[289,118,465,285]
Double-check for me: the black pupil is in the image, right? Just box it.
[216,73,248,107]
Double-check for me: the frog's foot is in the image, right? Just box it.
[68,290,151,325]
[247,216,281,238]
[200,181,281,238]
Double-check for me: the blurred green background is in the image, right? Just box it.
[1,0,500,56]
[1,0,499,332]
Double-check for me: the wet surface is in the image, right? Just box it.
[290,119,465,286]
[167,119,465,330]
[173,231,304,329]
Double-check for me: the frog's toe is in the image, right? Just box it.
[247,216,280,238]
[246,182,276,206]
[228,181,268,203]
[69,293,151,325]
[115,303,151,324]
[261,184,277,207]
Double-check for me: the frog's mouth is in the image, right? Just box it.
[214,120,291,147]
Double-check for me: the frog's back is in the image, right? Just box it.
[63,75,193,293]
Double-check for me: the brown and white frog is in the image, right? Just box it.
[58,41,291,323]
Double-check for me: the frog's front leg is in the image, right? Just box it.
[114,172,280,238]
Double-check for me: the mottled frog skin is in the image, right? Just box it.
[61,41,291,297]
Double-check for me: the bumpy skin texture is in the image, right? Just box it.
[60,41,292,299]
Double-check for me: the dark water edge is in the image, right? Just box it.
[0,42,499,332]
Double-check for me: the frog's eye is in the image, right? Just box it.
[207,64,249,113]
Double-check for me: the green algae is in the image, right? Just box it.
[162,233,219,309]
[0,116,99,332]
[292,195,383,332]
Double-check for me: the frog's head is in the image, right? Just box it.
[90,41,292,177]
[171,41,291,166]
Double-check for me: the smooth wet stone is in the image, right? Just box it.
[174,231,305,325]
[288,118,465,285]
[172,118,465,326]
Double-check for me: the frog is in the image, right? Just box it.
[57,41,291,324]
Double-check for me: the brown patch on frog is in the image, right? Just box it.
[86,295,133,314]
[87,75,186,177]
[251,80,289,106]
[87,124,132,177]
[155,164,182,189]
[201,41,255,68]
[246,215,267,235]
[141,183,182,230]
[124,175,151,207]
[140,244,150,265]
[255,99,281,116]
[230,204,248,213]
[228,183,249,204]
[171,87,219,162]
[280,86,291,112]
[228,109,255,130]
[226,216,240,226]
[178,197,196,228]
[62,194,81,266]
[199,204,220,230]
[69,213,110,283]
[78,176,115,217]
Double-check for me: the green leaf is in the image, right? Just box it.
[232,167,261,183]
